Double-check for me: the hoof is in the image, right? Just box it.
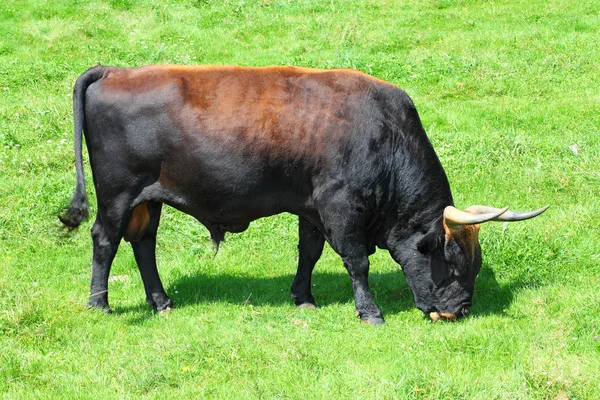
[88,300,112,314]
[156,301,174,312]
[292,294,316,308]
[356,309,385,325]
[147,293,173,312]
[297,302,318,310]
[88,293,111,313]
[360,316,385,326]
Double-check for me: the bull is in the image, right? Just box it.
[60,65,547,324]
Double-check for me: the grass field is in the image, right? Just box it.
[1,0,599,398]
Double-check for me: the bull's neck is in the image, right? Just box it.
[381,134,454,247]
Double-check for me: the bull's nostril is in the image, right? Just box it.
[460,303,471,317]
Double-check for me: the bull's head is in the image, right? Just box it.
[402,205,548,321]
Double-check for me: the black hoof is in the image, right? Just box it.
[88,297,112,313]
[147,293,173,312]
[356,309,385,325]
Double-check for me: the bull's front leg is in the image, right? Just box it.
[343,255,384,325]
[319,198,384,324]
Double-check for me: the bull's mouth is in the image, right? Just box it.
[429,311,457,321]
[429,304,471,321]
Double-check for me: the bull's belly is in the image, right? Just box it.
[171,193,300,223]
[136,174,315,225]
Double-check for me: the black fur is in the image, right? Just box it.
[58,66,106,228]
[61,65,484,322]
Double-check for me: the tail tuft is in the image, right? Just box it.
[58,191,88,229]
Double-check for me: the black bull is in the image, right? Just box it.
[60,65,547,324]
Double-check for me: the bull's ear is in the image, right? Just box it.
[416,235,430,255]
[417,231,441,255]
[417,231,450,284]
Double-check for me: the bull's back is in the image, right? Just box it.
[92,64,396,151]
[84,65,402,219]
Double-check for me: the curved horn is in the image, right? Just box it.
[464,205,549,222]
[443,206,509,226]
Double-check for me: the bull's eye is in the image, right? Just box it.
[448,262,467,278]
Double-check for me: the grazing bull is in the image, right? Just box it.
[60,65,547,324]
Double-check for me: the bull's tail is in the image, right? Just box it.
[59,66,106,228]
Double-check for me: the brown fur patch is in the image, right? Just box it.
[430,311,458,321]
[124,202,150,242]
[96,65,397,163]
[438,312,458,320]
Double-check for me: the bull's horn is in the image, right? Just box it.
[443,205,509,226]
[464,205,550,222]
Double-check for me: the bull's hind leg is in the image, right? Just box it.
[88,202,129,312]
[128,201,172,312]
[291,217,325,308]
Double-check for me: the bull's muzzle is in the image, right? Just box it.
[429,304,471,321]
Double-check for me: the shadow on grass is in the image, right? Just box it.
[114,305,157,325]
[470,262,541,317]
[167,268,418,315]
[113,269,415,322]
[115,261,536,324]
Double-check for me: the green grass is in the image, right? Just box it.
[1,0,599,398]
